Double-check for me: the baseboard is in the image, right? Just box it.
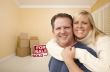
[0,53,15,63]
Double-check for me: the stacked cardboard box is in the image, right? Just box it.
[30,36,39,56]
[16,33,30,57]
[16,47,30,57]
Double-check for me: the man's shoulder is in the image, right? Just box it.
[74,41,88,48]
[74,42,97,57]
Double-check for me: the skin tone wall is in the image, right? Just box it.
[0,0,19,58]
[19,8,89,44]
[0,0,90,58]
[0,0,109,58]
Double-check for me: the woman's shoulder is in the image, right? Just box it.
[96,35,110,48]
[97,35,110,42]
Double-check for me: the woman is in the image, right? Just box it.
[46,10,110,72]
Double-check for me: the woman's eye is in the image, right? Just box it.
[82,22,87,24]
[74,22,78,24]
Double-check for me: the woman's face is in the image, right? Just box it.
[73,15,92,39]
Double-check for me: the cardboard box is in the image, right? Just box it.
[30,39,39,48]
[19,33,28,39]
[16,47,30,57]
[18,39,29,48]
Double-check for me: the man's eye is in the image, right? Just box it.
[65,27,70,29]
[56,27,60,30]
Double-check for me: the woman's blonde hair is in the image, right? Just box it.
[74,10,105,44]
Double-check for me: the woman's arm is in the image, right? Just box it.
[46,37,110,72]
[46,39,64,61]
[75,36,110,72]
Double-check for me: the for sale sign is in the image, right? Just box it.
[32,45,48,57]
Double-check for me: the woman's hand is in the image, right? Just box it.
[61,47,83,72]
[62,46,75,62]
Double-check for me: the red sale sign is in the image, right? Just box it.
[32,45,48,57]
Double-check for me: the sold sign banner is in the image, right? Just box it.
[32,45,48,57]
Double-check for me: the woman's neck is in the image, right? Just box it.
[77,30,92,45]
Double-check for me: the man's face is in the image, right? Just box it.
[53,17,73,47]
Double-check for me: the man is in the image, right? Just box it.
[47,13,97,72]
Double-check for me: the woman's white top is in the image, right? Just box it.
[46,35,110,72]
